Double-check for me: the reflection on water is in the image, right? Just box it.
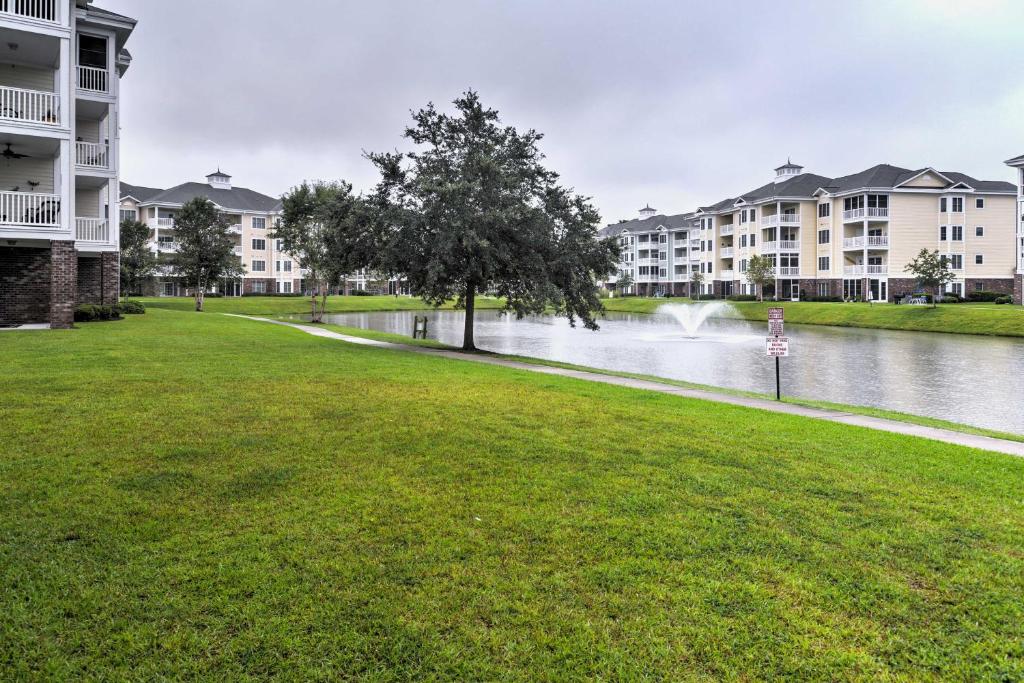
[314,309,1024,435]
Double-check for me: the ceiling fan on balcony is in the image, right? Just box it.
[2,143,30,160]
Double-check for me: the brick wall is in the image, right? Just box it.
[964,278,1014,296]
[0,246,50,325]
[243,277,277,294]
[50,241,77,329]
[77,256,101,304]
[101,252,119,303]
[1015,274,1022,305]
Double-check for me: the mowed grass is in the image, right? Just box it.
[603,297,1024,337]
[2,310,1024,680]
[138,294,503,316]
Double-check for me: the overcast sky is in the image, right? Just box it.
[104,0,1024,223]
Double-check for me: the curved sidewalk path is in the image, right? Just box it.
[227,315,1024,459]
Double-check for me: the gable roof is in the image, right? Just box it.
[1005,153,1024,166]
[119,182,163,203]
[597,212,695,238]
[138,182,282,213]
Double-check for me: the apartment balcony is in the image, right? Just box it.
[719,269,735,280]
[719,224,734,236]
[232,246,243,256]
[842,207,889,222]
[74,217,108,242]
[761,214,800,228]
[689,252,700,262]
[0,0,59,24]
[77,65,110,96]
[0,190,59,228]
[228,223,243,234]
[842,235,889,249]
[75,141,110,170]
[761,240,800,253]
[154,241,178,253]
[844,265,888,276]
[155,217,174,227]
[720,247,735,258]
[0,85,60,126]
[777,266,800,277]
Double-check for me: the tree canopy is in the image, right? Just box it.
[172,198,244,311]
[366,91,619,350]
[745,255,775,302]
[119,218,156,297]
[905,248,955,306]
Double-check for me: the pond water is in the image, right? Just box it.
[314,307,1024,435]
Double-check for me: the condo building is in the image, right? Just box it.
[0,0,134,328]
[1004,153,1024,304]
[604,160,1019,302]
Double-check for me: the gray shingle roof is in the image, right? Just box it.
[119,183,163,202]
[598,212,696,238]
[140,182,281,213]
[1005,153,1024,166]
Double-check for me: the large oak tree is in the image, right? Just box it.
[366,91,619,350]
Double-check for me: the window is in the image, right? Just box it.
[975,226,984,237]
[251,260,266,272]
[659,233,667,243]
[158,235,174,245]
[952,197,963,212]
[974,281,984,291]
[739,259,747,273]
[252,281,266,294]
[950,254,963,270]
[275,239,283,250]
[975,254,984,265]
[638,234,649,243]
[818,229,830,244]
[818,256,830,271]
[120,208,137,223]
[278,281,292,294]
[867,194,888,209]
[844,196,864,211]
[740,234,747,247]
[749,208,755,221]
[252,238,266,250]
[951,225,963,241]
[939,225,948,241]
[252,217,267,230]
[976,198,985,209]
[940,197,947,212]
[674,247,684,258]
[659,268,667,278]
[78,34,107,68]
[818,203,830,218]
[749,234,756,247]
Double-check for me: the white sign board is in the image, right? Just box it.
[766,336,790,357]
[768,307,784,337]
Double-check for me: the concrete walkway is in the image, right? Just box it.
[227,314,1024,458]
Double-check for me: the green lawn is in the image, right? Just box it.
[603,297,1024,337]
[137,294,503,316]
[3,309,1024,679]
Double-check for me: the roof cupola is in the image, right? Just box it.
[206,168,232,190]
[639,204,656,220]
[774,158,804,182]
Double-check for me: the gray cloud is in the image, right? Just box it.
[105,0,1024,223]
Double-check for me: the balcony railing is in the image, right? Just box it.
[719,269,735,279]
[762,240,800,253]
[843,235,889,249]
[867,207,889,218]
[77,65,110,94]
[778,266,800,277]
[761,214,800,227]
[75,141,109,169]
[0,0,57,23]
[156,241,178,252]
[0,85,59,125]
[842,208,864,221]
[228,223,243,234]
[719,224,734,235]
[0,191,59,227]
[232,246,243,256]
[844,265,888,276]
[720,247,735,258]
[156,217,175,227]
[75,217,108,242]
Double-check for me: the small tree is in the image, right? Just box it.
[689,268,704,299]
[119,218,156,298]
[616,271,634,295]
[275,181,369,323]
[746,255,775,302]
[367,91,619,350]
[172,198,244,311]
[905,248,954,307]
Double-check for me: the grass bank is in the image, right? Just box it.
[137,294,503,316]
[602,297,1024,337]
[2,309,1024,679]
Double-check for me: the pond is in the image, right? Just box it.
[314,307,1024,435]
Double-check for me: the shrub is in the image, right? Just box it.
[351,290,373,296]
[241,292,303,297]
[995,296,1012,305]
[121,300,146,314]
[938,294,961,303]
[73,304,122,322]
[726,294,757,302]
[966,290,1001,302]
[695,294,719,301]
[806,295,843,303]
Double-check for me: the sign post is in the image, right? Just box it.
[766,307,787,400]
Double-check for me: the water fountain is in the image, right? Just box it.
[658,301,733,338]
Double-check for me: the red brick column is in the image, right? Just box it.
[50,241,77,329]
[101,251,119,303]
[1015,274,1023,305]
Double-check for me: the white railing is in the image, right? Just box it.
[719,269,735,279]
[77,65,109,94]
[156,217,174,227]
[867,207,889,218]
[0,191,59,226]
[690,238,701,247]
[843,235,889,249]
[761,214,800,227]
[0,85,59,125]
[689,253,701,261]
[74,217,107,241]
[0,0,57,23]
[157,241,178,252]
[843,208,865,220]
[762,240,800,253]
[719,224,734,235]
[720,247,735,258]
[75,141,109,168]
[844,265,888,276]
[232,246,243,256]
[228,223,243,234]
[778,266,800,277]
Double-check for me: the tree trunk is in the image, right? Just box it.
[195,286,204,312]
[310,284,320,323]
[462,282,476,351]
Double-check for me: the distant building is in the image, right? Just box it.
[1004,153,1024,304]
[602,160,1019,302]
